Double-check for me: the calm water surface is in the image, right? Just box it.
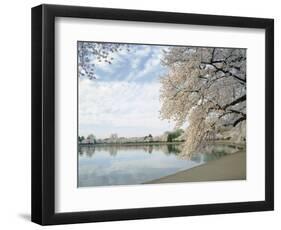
[78,144,240,187]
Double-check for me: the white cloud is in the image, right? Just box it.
[94,45,151,74]
[79,79,174,138]
[130,45,151,69]
[125,46,165,81]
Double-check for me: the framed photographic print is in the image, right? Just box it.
[31,4,274,225]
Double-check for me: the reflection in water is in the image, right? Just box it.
[78,144,182,157]
[78,143,242,187]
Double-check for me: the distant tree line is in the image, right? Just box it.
[78,130,185,145]
[78,134,96,144]
[166,129,184,142]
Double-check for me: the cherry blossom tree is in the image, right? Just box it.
[159,47,246,155]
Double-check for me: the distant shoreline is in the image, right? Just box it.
[79,140,245,148]
[79,141,184,146]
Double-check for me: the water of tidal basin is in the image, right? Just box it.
[78,144,238,187]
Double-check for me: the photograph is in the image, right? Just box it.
[77,42,247,187]
[30,3,274,225]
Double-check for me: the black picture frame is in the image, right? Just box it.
[31,4,274,225]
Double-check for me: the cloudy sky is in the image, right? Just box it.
[79,43,175,139]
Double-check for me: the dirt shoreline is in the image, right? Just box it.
[145,151,246,184]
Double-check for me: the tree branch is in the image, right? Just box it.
[222,95,246,110]
[233,116,246,127]
[215,68,246,83]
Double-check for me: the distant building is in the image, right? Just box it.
[109,133,118,143]
[144,134,153,142]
